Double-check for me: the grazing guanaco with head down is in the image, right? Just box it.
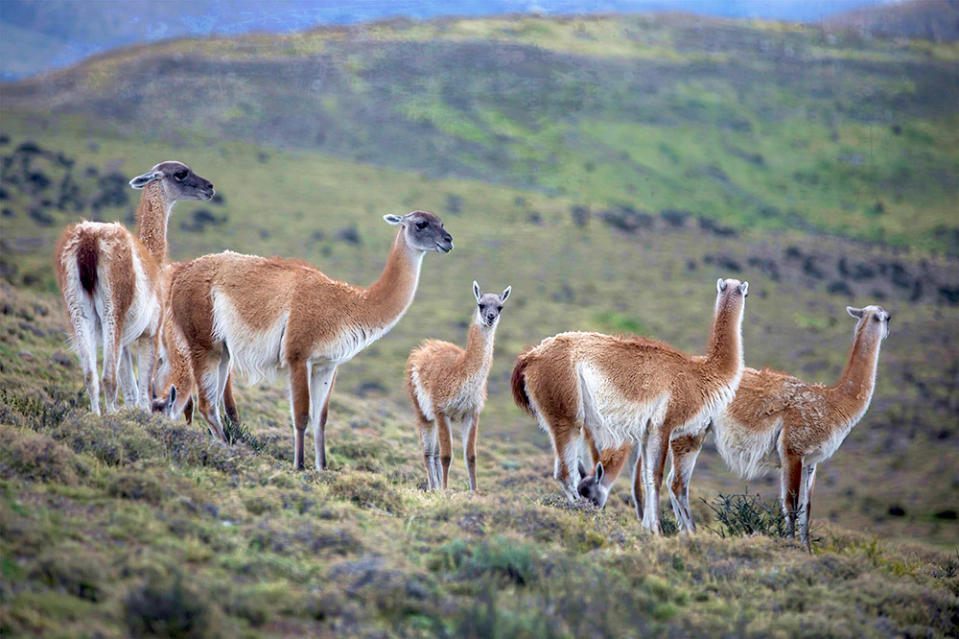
[53,162,213,414]
[150,263,239,431]
[407,281,511,491]
[169,211,453,467]
[512,278,747,534]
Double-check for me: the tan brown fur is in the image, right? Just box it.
[53,162,213,414]
[580,305,890,549]
[406,282,510,491]
[706,304,891,547]
[512,278,747,534]
[151,263,238,431]
[170,211,452,469]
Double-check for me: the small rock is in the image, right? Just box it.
[18,350,34,362]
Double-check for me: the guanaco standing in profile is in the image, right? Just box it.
[512,278,747,534]
[53,162,214,414]
[576,305,890,548]
[407,281,511,491]
[169,211,452,466]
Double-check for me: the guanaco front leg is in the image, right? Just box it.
[641,424,671,534]
[309,365,336,471]
[630,445,644,521]
[462,412,479,491]
[799,463,817,551]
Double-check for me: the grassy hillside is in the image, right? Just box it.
[1,128,957,549]
[1,12,958,635]
[2,283,958,638]
[4,14,959,251]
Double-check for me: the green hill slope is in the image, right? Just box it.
[2,283,957,638]
[3,14,959,250]
[1,131,957,550]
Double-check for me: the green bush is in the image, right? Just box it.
[123,574,219,639]
[704,493,789,539]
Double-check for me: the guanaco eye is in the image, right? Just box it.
[174,169,188,180]
[873,315,881,322]
[415,220,429,230]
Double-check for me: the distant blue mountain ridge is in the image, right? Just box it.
[0,0,892,80]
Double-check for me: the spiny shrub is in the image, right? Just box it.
[0,386,80,432]
[124,573,218,639]
[222,417,264,453]
[704,493,789,538]
[434,537,537,586]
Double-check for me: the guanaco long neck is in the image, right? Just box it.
[704,294,744,378]
[828,325,882,409]
[460,318,496,379]
[135,181,173,265]
[357,230,425,329]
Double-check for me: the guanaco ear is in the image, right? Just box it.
[500,285,511,303]
[577,460,588,479]
[129,170,162,189]
[473,281,482,301]
[168,385,177,407]
[594,462,604,483]
[846,306,864,319]
[739,281,748,297]
[383,214,404,225]
[717,278,727,293]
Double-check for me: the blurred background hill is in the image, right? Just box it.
[0,0,919,80]
[1,2,958,634]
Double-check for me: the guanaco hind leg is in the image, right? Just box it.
[436,413,453,489]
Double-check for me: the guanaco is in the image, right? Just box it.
[407,281,511,491]
[168,211,452,467]
[54,161,213,414]
[512,278,747,533]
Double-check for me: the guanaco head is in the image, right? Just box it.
[473,281,511,328]
[576,460,608,507]
[383,210,453,253]
[129,161,215,202]
[151,383,178,419]
[846,305,891,341]
[716,277,748,312]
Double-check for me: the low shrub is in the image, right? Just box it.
[704,493,789,539]
[0,428,85,484]
[123,573,218,639]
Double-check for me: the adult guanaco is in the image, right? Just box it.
[150,264,239,431]
[53,162,213,414]
[512,278,747,533]
[407,281,511,491]
[169,211,452,468]
[577,305,890,548]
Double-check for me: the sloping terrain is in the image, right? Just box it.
[1,131,956,549]
[1,283,957,638]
